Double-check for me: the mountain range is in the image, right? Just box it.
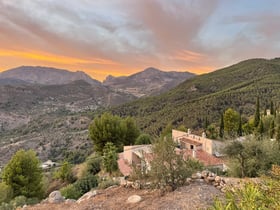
[111,58,280,135]
[0,65,194,165]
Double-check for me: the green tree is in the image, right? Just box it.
[276,125,280,149]
[135,133,152,145]
[219,113,224,138]
[270,100,274,115]
[122,116,140,146]
[2,150,43,198]
[206,124,218,139]
[149,137,202,191]
[161,122,173,138]
[103,142,118,175]
[0,182,13,203]
[257,119,264,139]
[89,113,139,153]
[224,108,239,137]
[269,119,275,139]
[254,97,260,127]
[54,161,75,183]
[237,113,243,137]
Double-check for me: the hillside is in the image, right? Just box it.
[0,66,101,86]
[103,67,195,97]
[112,58,280,135]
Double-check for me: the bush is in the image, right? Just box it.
[98,178,119,189]
[2,150,44,198]
[86,156,102,175]
[0,183,13,204]
[54,161,75,183]
[10,196,26,209]
[74,174,98,195]
[60,184,81,200]
[135,134,152,145]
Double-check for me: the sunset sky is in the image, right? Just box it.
[0,0,279,81]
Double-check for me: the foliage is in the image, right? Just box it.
[74,174,98,195]
[135,133,152,145]
[224,137,280,177]
[2,150,44,198]
[111,59,280,136]
[0,183,13,204]
[206,124,218,139]
[85,155,102,175]
[211,177,280,210]
[98,178,119,189]
[89,113,140,153]
[254,97,260,128]
[269,119,275,138]
[54,161,75,183]
[102,142,118,175]
[224,108,239,137]
[149,137,203,190]
[219,113,224,138]
[60,184,81,200]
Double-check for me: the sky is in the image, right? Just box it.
[0,0,279,81]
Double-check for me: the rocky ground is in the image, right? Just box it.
[22,182,223,210]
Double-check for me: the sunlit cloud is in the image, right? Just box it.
[0,49,118,66]
[172,50,206,63]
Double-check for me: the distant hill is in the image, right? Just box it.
[0,66,101,86]
[103,67,195,97]
[111,58,280,136]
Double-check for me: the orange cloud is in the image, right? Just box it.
[172,50,205,62]
[0,49,118,66]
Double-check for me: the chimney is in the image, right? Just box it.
[202,132,206,138]
[187,128,191,135]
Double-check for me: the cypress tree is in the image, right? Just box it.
[254,97,260,128]
[219,113,224,138]
[269,120,275,139]
[237,113,242,137]
[257,120,264,139]
[270,101,274,115]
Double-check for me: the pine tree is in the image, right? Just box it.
[219,113,224,138]
[254,97,260,128]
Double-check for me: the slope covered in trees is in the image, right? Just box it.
[111,58,280,136]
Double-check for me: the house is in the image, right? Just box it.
[172,129,225,170]
[41,160,59,170]
[117,129,226,176]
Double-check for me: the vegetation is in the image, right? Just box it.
[211,176,280,210]
[223,137,280,177]
[54,161,75,183]
[89,112,140,153]
[2,150,44,199]
[102,142,118,175]
[149,137,202,191]
[135,133,152,145]
[111,58,280,136]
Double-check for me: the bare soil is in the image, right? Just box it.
[23,182,223,210]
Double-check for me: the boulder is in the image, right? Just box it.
[215,176,221,183]
[48,191,65,203]
[201,170,209,179]
[127,195,142,204]
[77,190,98,203]
[65,199,76,203]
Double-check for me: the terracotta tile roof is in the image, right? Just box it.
[183,149,224,166]
[118,153,132,176]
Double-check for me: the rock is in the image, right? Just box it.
[127,195,142,203]
[196,172,202,179]
[215,176,221,183]
[207,176,215,182]
[201,170,209,179]
[105,185,118,190]
[65,199,76,203]
[77,190,98,203]
[216,186,222,190]
[48,191,65,203]
[132,181,141,189]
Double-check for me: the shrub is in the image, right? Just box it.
[10,196,27,209]
[54,161,75,183]
[60,184,81,200]
[74,174,98,195]
[0,183,13,204]
[98,178,119,189]
[86,156,102,175]
[135,134,152,145]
